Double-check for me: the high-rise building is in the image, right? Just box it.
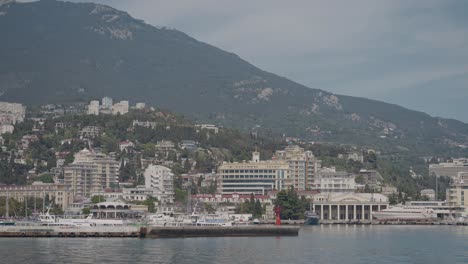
[274,145,321,190]
[63,149,119,199]
[446,172,468,210]
[218,152,289,195]
[102,97,113,109]
[144,165,175,204]
[0,102,26,124]
[87,100,100,115]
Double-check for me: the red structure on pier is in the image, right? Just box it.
[274,206,281,225]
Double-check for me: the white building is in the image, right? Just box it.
[0,102,26,124]
[144,165,175,204]
[135,102,146,109]
[317,167,356,192]
[87,100,100,115]
[63,149,119,199]
[274,145,321,190]
[420,189,436,201]
[429,158,468,179]
[102,97,113,109]
[0,124,14,134]
[218,152,289,195]
[112,100,129,115]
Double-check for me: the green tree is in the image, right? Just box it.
[91,195,106,204]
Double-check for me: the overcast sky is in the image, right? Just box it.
[27,0,468,122]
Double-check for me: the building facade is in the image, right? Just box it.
[218,152,289,195]
[63,149,119,199]
[144,165,175,204]
[446,172,468,211]
[429,159,468,179]
[317,168,357,192]
[274,145,321,190]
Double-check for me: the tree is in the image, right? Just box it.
[91,195,106,204]
[82,207,91,215]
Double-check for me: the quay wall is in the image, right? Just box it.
[148,225,299,238]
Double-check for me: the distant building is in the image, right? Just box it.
[102,97,113,109]
[20,134,38,149]
[119,140,135,152]
[156,140,175,151]
[112,101,129,115]
[274,145,321,190]
[87,100,100,115]
[78,126,102,139]
[0,124,14,135]
[133,120,157,129]
[195,124,219,134]
[446,172,468,212]
[218,152,289,195]
[144,165,175,204]
[429,159,468,179]
[135,102,146,109]
[180,140,199,151]
[357,169,384,189]
[0,102,26,124]
[63,149,119,199]
[420,189,435,201]
[0,182,73,210]
[317,167,356,192]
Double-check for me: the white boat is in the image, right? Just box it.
[39,211,131,226]
[372,206,437,221]
[147,213,194,227]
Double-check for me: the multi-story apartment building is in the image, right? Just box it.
[446,172,468,211]
[218,152,289,195]
[274,145,321,190]
[0,182,73,210]
[429,158,468,179]
[144,165,175,204]
[87,100,100,115]
[63,149,119,199]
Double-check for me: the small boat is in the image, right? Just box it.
[304,211,319,225]
[0,221,15,226]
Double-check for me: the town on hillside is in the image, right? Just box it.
[0,98,466,222]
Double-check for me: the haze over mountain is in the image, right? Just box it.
[1,0,467,155]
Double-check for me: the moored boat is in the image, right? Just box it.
[304,211,319,225]
[372,206,437,221]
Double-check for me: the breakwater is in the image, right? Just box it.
[147,225,299,238]
[0,225,299,238]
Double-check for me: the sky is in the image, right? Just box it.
[23,0,468,122]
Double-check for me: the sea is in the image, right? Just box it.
[0,225,467,264]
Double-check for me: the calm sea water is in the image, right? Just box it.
[0,225,467,264]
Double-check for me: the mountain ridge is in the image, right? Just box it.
[1,0,467,156]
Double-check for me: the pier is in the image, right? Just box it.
[147,225,299,238]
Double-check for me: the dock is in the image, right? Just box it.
[0,225,299,238]
[147,225,299,238]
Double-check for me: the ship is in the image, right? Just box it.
[372,206,438,221]
[304,211,319,225]
[39,211,132,226]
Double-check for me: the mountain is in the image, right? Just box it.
[1,0,467,156]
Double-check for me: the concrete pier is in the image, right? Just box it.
[148,225,299,238]
[0,225,143,238]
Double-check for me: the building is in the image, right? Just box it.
[446,172,468,213]
[119,140,135,152]
[195,124,219,134]
[156,140,175,151]
[310,192,389,222]
[135,102,146,109]
[0,102,26,124]
[101,97,113,109]
[63,149,119,199]
[218,152,289,195]
[112,100,129,115]
[180,140,199,151]
[0,124,14,134]
[144,165,175,204]
[133,120,157,129]
[78,126,102,138]
[357,169,384,189]
[317,167,356,192]
[20,134,38,149]
[420,189,436,201]
[429,159,468,179]
[0,182,73,210]
[87,100,100,115]
[274,145,321,190]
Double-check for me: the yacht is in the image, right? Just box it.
[372,206,437,221]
